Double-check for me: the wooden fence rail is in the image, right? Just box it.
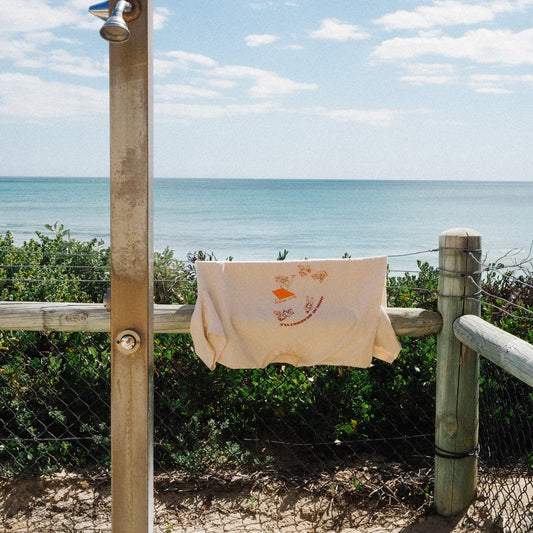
[0,302,442,337]
[454,314,533,388]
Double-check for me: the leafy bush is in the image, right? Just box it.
[476,259,533,466]
[0,223,110,303]
[0,226,531,475]
[481,260,533,342]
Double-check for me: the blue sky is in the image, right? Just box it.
[1,0,533,180]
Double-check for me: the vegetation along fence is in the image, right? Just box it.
[0,224,532,532]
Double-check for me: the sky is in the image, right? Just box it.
[1,0,533,180]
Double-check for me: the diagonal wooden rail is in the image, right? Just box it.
[454,314,533,388]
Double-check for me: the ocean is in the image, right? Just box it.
[1,177,532,272]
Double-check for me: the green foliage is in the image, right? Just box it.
[474,259,533,467]
[153,247,195,304]
[0,226,531,475]
[0,224,110,303]
[387,260,438,311]
[0,330,111,475]
[277,249,289,261]
[481,260,533,342]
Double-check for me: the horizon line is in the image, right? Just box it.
[1,175,532,183]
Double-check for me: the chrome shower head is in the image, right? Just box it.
[89,1,133,43]
[100,0,132,42]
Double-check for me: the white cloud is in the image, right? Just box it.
[309,18,370,41]
[44,49,107,77]
[205,79,238,89]
[0,0,169,34]
[374,0,533,31]
[0,37,41,64]
[211,65,317,98]
[154,7,171,30]
[156,51,217,76]
[154,58,178,77]
[245,34,279,47]
[469,72,533,92]
[0,73,106,119]
[372,28,533,65]
[374,1,499,30]
[475,86,514,93]
[320,107,400,127]
[1,1,78,34]
[154,100,403,126]
[0,0,108,34]
[156,84,221,100]
[401,62,457,85]
[0,32,68,62]
[155,101,277,119]
[0,3,107,78]
[163,51,217,70]
[156,52,316,99]
[0,32,107,77]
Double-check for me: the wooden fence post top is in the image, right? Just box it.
[439,228,482,237]
[439,228,482,248]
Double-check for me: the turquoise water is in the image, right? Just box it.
[1,177,532,271]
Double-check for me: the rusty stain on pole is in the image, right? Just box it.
[107,0,154,531]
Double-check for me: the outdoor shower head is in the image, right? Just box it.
[100,0,131,42]
[89,1,133,43]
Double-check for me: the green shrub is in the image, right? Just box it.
[0,225,531,474]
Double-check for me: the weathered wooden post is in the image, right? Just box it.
[435,228,482,516]
[105,1,153,531]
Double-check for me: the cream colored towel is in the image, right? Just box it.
[190,257,401,370]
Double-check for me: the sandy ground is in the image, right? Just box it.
[1,463,529,532]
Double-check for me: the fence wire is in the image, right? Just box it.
[477,362,533,533]
[466,256,533,532]
[0,234,532,532]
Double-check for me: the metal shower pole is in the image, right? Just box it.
[100,0,154,531]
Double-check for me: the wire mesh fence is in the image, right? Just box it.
[0,228,532,532]
[470,254,533,532]
[477,362,533,532]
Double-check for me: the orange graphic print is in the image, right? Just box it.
[275,275,295,288]
[298,264,311,277]
[273,288,295,302]
[311,270,328,283]
[272,265,329,327]
[280,297,324,327]
[273,308,295,322]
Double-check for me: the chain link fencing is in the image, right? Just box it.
[0,230,532,532]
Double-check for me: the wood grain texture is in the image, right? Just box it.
[454,314,533,388]
[0,302,441,337]
[434,228,481,517]
[108,0,154,531]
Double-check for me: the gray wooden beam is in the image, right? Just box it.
[454,314,533,388]
[0,302,442,337]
